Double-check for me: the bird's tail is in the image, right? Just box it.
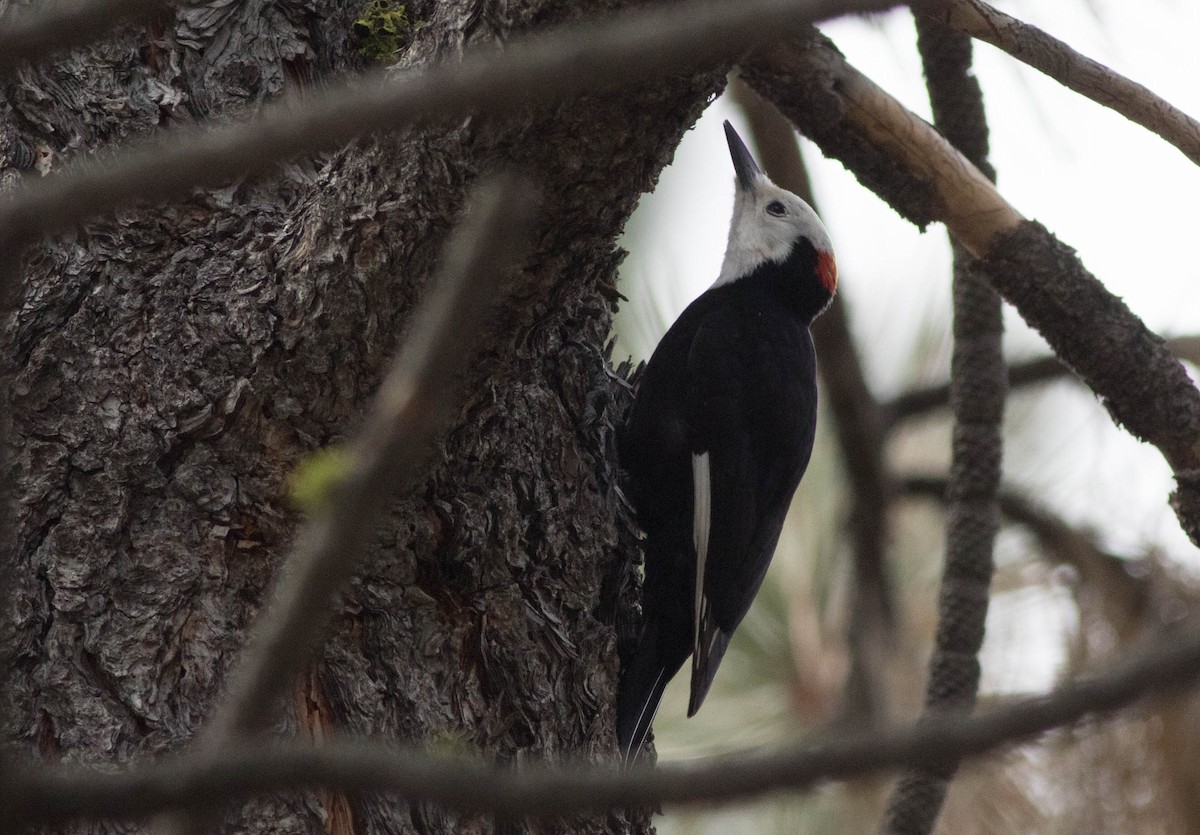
[615,620,686,768]
[687,619,732,717]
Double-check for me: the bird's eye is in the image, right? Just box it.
[765,201,786,217]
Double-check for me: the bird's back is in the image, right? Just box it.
[615,120,834,765]
[616,277,818,759]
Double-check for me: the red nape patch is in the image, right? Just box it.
[817,251,838,295]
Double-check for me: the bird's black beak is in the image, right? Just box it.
[723,121,761,192]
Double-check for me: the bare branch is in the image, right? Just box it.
[0,0,167,76]
[927,0,1200,168]
[887,336,1200,425]
[739,31,1200,546]
[739,31,1023,254]
[11,619,1200,829]
[0,0,902,260]
[890,356,1062,424]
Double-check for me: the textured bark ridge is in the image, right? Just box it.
[976,220,1200,470]
[1,1,723,832]
[976,219,1200,547]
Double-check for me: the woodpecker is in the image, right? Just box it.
[615,121,837,764]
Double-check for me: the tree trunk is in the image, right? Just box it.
[0,1,723,832]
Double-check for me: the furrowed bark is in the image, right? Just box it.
[150,175,538,835]
[0,2,724,832]
[0,0,168,76]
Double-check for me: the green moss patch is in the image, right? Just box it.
[354,0,410,64]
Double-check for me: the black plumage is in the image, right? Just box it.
[615,123,835,764]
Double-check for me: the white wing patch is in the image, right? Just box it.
[692,452,712,653]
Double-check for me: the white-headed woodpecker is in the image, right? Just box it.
[616,121,837,764]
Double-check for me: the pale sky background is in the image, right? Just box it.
[618,0,1200,560]
[613,0,1200,814]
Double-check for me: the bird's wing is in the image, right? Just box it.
[684,307,814,716]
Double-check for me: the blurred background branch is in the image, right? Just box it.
[887,335,1200,425]
[12,615,1200,829]
[0,0,169,76]
[882,14,1004,833]
[927,0,1200,167]
[0,0,901,271]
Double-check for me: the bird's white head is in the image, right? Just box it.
[714,121,837,298]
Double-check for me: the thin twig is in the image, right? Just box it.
[927,0,1200,168]
[889,356,1062,425]
[886,335,1200,425]
[0,0,167,76]
[0,0,902,264]
[9,617,1200,829]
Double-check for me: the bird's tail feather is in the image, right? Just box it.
[616,621,686,768]
[687,620,731,717]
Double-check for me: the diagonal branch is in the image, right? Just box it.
[738,30,1200,547]
[738,29,1021,251]
[10,618,1200,829]
[927,0,1200,168]
[0,0,903,277]
[0,0,168,76]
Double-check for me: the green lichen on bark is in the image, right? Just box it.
[353,0,410,64]
[288,447,352,515]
